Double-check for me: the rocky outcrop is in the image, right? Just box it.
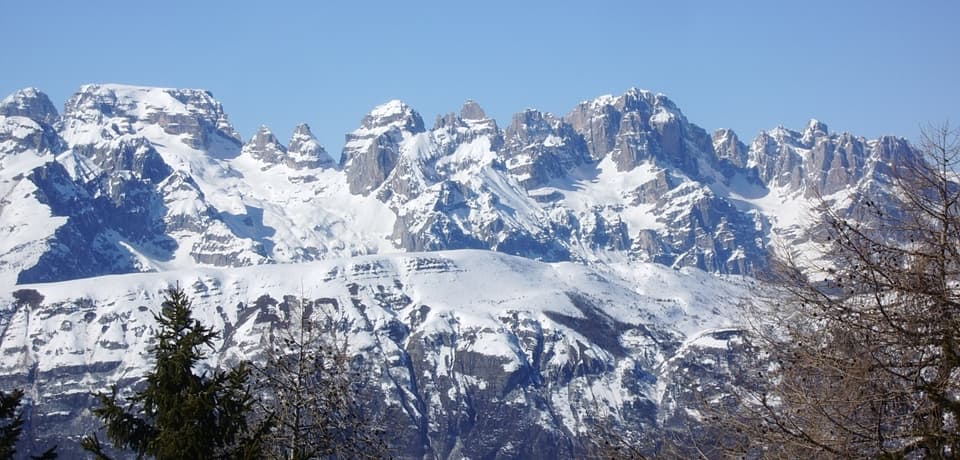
[18,161,141,283]
[241,125,286,165]
[286,123,335,169]
[744,119,919,198]
[712,128,748,170]
[61,84,242,157]
[0,88,64,157]
[432,100,502,159]
[0,115,62,157]
[342,100,425,195]
[71,136,171,181]
[564,89,710,174]
[502,110,588,189]
[0,88,60,126]
[0,251,750,458]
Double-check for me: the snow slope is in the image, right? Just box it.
[0,250,751,458]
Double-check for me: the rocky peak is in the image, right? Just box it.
[712,128,748,169]
[252,125,282,149]
[0,88,59,126]
[801,118,829,145]
[62,84,242,157]
[359,100,425,134]
[564,88,708,173]
[460,100,487,121]
[286,123,334,169]
[610,88,682,120]
[564,96,623,161]
[768,125,801,143]
[342,101,425,195]
[502,109,588,188]
[505,109,557,142]
[747,120,880,195]
[242,125,286,164]
[432,101,501,157]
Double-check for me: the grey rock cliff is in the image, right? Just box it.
[564,89,708,174]
[62,84,242,158]
[0,84,928,282]
[286,123,335,169]
[0,88,60,126]
[242,125,287,165]
[502,109,588,189]
[341,100,425,195]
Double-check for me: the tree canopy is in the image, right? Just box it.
[719,124,960,458]
[82,287,269,459]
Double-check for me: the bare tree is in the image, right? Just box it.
[254,296,388,460]
[716,124,960,458]
[583,424,650,459]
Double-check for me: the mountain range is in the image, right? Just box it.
[0,84,917,457]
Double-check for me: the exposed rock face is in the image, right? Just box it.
[62,85,242,159]
[0,84,925,282]
[564,89,710,174]
[712,128,748,170]
[0,89,63,157]
[501,109,588,189]
[459,99,487,121]
[341,100,425,195]
[745,119,888,197]
[433,100,502,157]
[0,251,752,459]
[71,137,171,181]
[240,124,335,171]
[0,88,60,126]
[0,115,62,157]
[242,125,286,164]
[286,123,335,169]
[17,161,141,283]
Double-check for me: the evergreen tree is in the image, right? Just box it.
[82,287,269,459]
[0,389,57,460]
[0,389,25,459]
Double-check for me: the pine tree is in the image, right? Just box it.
[82,287,269,459]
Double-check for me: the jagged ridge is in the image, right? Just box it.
[0,83,919,287]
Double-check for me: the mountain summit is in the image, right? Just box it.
[0,84,919,286]
[0,83,923,458]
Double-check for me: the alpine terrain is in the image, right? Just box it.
[0,84,920,457]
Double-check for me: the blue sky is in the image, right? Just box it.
[2,1,958,155]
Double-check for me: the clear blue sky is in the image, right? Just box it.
[2,1,958,155]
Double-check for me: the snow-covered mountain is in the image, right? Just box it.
[0,83,920,457]
[4,250,755,457]
[0,84,917,285]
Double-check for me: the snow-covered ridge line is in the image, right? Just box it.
[0,82,919,288]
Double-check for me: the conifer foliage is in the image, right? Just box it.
[82,287,269,459]
[0,389,25,460]
[0,389,57,459]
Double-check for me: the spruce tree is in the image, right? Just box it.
[82,287,269,459]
